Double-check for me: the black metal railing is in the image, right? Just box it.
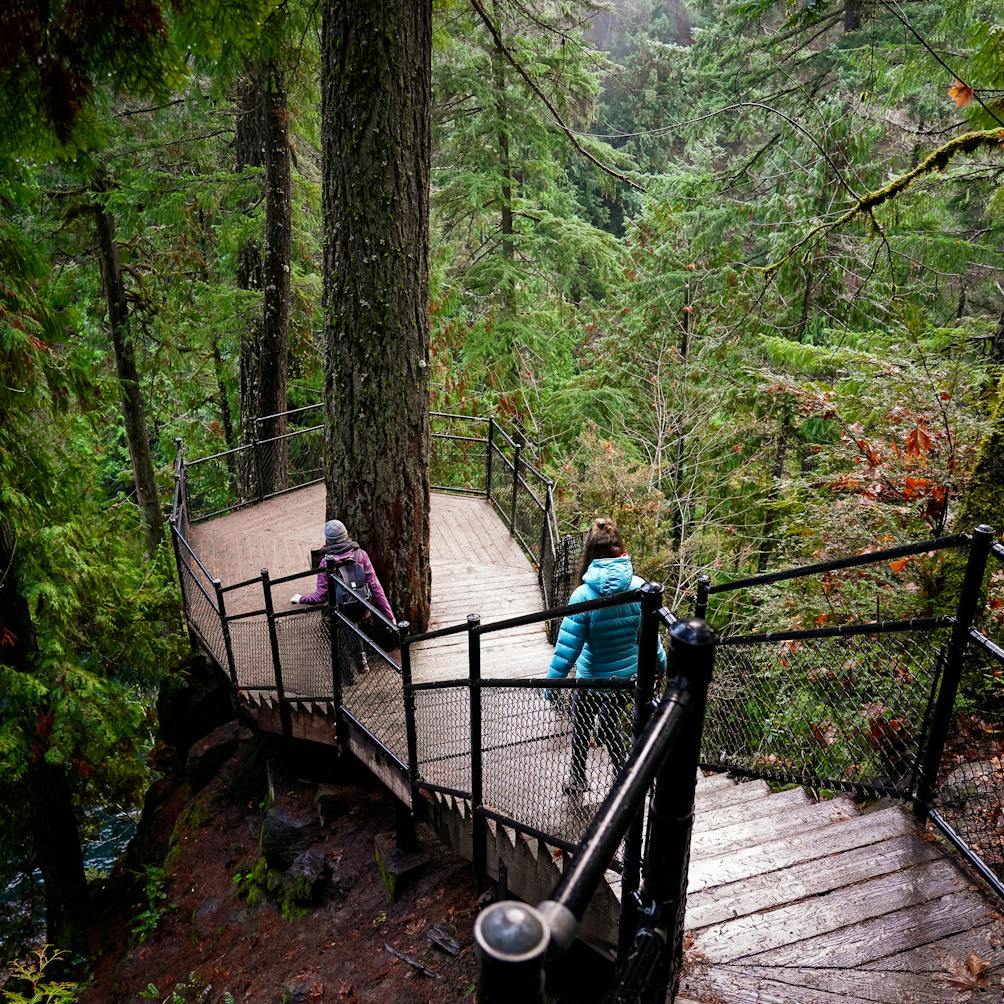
[696,525,1004,900]
[475,614,717,1004]
[169,404,1004,984]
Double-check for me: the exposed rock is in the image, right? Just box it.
[281,849,330,905]
[315,783,348,826]
[262,801,320,869]
[186,720,244,790]
[374,826,433,901]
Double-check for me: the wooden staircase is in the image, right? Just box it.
[429,770,1002,1001]
[239,689,1002,1000]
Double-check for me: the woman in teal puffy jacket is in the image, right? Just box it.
[547,519,666,795]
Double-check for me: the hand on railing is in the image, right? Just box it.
[290,593,301,604]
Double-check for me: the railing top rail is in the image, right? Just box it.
[256,403,323,423]
[476,587,643,637]
[431,411,489,423]
[256,424,323,446]
[991,540,1004,565]
[707,533,969,595]
[185,443,251,466]
[721,614,953,647]
[172,524,217,583]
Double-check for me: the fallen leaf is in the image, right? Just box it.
[949,79,975,108]
[889,558,910,573]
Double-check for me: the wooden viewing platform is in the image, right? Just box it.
[190,483,556,683]
[181,482,1003,1001]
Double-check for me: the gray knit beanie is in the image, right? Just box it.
[324,519,349,545]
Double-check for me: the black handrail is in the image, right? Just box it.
[707,532,968,595]
[475,616,716,1004]
[720,614,953,646]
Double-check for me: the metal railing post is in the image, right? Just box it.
[486,417,495,501]
[398,620,419,851]
[510,438,522,536]
[169,517,197,653]
[326,562,348,758]
[619,582,664,960]
[913,524,994,820]
[252,421,265,503]
[694,574,711,621]
[537,487,552,587]
[261,567,292,739]
[475,902,548,1004]
[213,579,238,688]
[468,614,487,883]
[631,617,715,1004]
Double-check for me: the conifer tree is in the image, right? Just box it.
[321,0,433,628]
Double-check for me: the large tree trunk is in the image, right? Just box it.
[321,0,432,630]
[258,65,291,494]
[92,180,164,556]
[236,66,291,499]
[237,72,266,499]
[0,520,89,950]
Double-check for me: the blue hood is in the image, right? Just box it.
[582,555,634,595]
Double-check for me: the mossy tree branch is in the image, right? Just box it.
[754,129,1004,278]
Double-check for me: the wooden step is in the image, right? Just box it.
[693,778,772,811]
[686,832,941,931]
[687,806,916,894]
[695,785,811,834]
[692,858,969,964]
[690,797,857,861]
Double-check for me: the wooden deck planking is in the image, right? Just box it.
[681,781,1002,1004]
[185,486,1003,1002]
[188,485,555,687]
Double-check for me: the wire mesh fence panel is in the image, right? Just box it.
[273,606,333,700]
[430,414,488,493]
[338,619,408,762]
[935,640,1004,885]
[512,474,545,564]
[178,561,227,667]
[480,682,635,847]
[488,444,516,530]
[258,424,325,498]
[227,614,277,691]
[702,545,966,635]
[184,447,255,521]
[414,685,472,794]
[704,628,949,795]
[549,534,583,615]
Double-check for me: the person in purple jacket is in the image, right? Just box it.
[290,519,395,624]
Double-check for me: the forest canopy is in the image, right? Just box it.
[2,0,1004,960]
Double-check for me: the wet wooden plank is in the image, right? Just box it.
[686,832,942,931]
[694,785,811,834]
[745,889,995,968]
[694,858,970,963]
[690,797,857,862]
[687,806,916,894]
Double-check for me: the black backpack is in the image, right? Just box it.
[329,549,372,622]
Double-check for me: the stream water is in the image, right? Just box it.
[1,807,138,958]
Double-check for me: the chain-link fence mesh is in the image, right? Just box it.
[480,682,635,847]
[488,440,516,529]
[935,637,1004,885]
[177,559,227,669]
[430,414,489,493]
[273,606,335,700]
[226,614,275,691]
[185,446,254,521]
[257,423,324,499]
[414,685,472,794]
[704,627,948,796]
[338,618,408,763]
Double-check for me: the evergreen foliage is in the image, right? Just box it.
[2,0,1004,962]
